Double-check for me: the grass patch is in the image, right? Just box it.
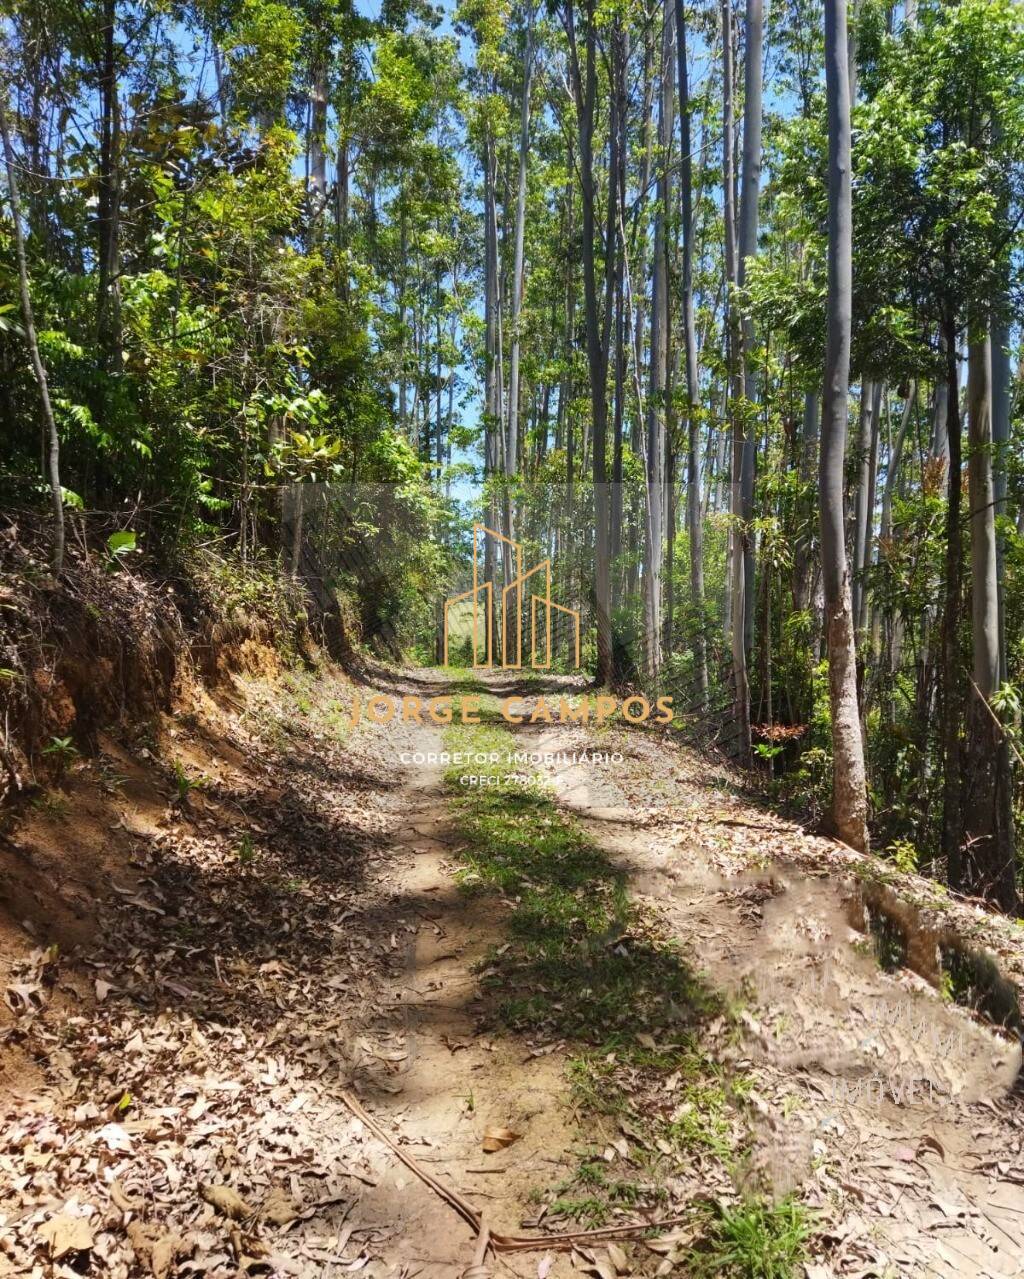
[688,1196,814,1279]
[443,705,721,1043]
[443,692,764,1231]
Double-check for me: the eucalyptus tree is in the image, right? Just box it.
[676,0,708,706]
[820,0,869,851]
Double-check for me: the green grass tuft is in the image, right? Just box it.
[689,1196,814,1279]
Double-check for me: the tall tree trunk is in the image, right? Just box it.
[880,384,914,548]
[630,9,656,464]
[992,285,1010,686]
[722,0,738,651]
[793,392,819,612]
[738,0,762,663]
[610,20,628,622]
[643,1,674,683]
[852,380,879,635]
[727,0,761,760]
[308,51,328,236]
[1,93,64,573]
[97,0,121,369]
[507,9,535,479]
[483,138,499,604]
[399,203,409,434]
[821,0,869,851]
[563,0,613,684]
[676,0,707,707]
[964,327,1017,911]
[940,315,963,889]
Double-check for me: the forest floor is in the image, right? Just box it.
[1,663,1024,1278]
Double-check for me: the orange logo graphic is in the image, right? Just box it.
[443,524,581,669]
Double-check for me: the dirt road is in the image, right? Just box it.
[1,665,1022,1277]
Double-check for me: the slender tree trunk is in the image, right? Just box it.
[399,203,409,434]
[676,0,707,708]
[644,1,674,683]
[483,138,499,603]
[1,93,64,573]
[821,0,869,851]
[97,0,121,369]
[726,0,760,760]
[630,12,656,464]
[507,10,535,478]
[992,292,1010,685]
[940,316,963,888]
[852,380,880,635]
[793,392,819,612]
[880,384,914,548]
[722,0,745,746]
[308,51,328,235]
[563,0,613,684]
[610,21,628,623]
[737,0,762,667]
[964,327,1017,911]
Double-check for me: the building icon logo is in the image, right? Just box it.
[443,524,581,670]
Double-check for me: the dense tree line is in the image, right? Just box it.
[1,0,1023,911]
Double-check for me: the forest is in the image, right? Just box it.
[2,0,1024,1272]
[4,0,1023,909]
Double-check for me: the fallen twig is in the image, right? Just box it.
[339,1089,690,1253]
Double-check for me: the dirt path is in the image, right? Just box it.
[2,663,1023,1278]
[525,709,1024,1279]
[341,687,577,1276]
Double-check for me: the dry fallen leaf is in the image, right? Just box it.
[126,1220,182,1279]
[5,981,43,1015]
[917,1134,946,1162]
[38,1213,94,1259]
[646,1229,692,1255]
[200,1182,254,1220]
[606,1242,629,1273]
[262,1187,300,1226]
[97,1121,133,1152]
[582,1256,617,1279]
[109,1179,142,1213]
[482,1126,521,1153]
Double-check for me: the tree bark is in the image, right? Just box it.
[852,380,879,635]
[563,0,613,685]
[940,318,963,889]
[507,9,535,478]
[308,50,328,238]
[676,0,707,708]
[737,0,762,664]
[793,392,819,612]
[964,328,1017,911]
[644,2,674,684]
[821,0,869,851]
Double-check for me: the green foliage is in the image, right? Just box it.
[689,1196,814,1279]
[886,839,919,875]
[171,759,203,802]
[41,735,78,785]
[105,531,139,570]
